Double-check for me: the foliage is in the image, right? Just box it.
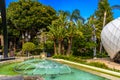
[53,55,86,64]
[87,62,108,69]
[95,0,113,39]
[45,40,54,54]
[0,45,3,49]
[112,5,120,10]
[7,0,57,49]
[47,12,67,55]
[22,42,35,52]
[53,55,120,72]
[7,0,56,30]
[72,21,95,57]
[5,0,114,58]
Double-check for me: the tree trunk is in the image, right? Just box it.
[61,41,65,55]
[54,41,57,55]
[66,37,72,56]
[100,11,106,54]
[58,40,62,55]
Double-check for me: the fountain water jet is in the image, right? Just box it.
[14,59,72,76]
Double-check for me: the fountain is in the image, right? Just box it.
[14,59,72,76]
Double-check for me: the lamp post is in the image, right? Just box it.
[92,25,97,59]
[22,31,31,57]
[0,0,8,58]
[22,31,31,42]
[39,29,46,53]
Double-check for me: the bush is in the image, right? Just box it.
[53,55,86,64]
[53,55,120,73]
[87,62,108,69]
[22,42,35,52]
[0,45,3,49]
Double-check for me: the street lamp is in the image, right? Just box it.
[22,31,31,42]
[0,0,8,58]
[92,25,97,59]
[22,31,31,57]
[38,29,47,53]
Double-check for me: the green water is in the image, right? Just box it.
[0,63,19,75]
[0,60,109,80]
[43,68,108,80]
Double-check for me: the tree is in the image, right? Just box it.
[72,20,94,57]
[7,0,57,48]
[47,9,84,56]
[95,0,113,53]
[47,25,57,55]
[65,9,84,55]
[22,42,35,56]
[112,5,120,10]
[95,0,113,39]
[70,9,85,23]
[66,21,77,55]
[47,13,67,55]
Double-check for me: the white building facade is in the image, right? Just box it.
[101,17,120,62]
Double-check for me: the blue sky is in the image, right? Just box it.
[6,0,120,19]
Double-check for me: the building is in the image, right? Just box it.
[101,17,120,62]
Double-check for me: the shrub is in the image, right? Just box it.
[53,55,120,73]
[53,55,86,64]
[22,42,35,52]
[87,62,109,69]
[0,45,3,49]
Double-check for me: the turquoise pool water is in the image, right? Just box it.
[44,67,109,80]
[0,59,109,80]
[14,59,109,80]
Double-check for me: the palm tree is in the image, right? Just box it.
[65,9,84,55]
[112,5,120,10]
[100,4,120,54]
[47,25,57,55]
[55,13,67,54]
[48,9,84,55]
[47,13,67,55]
[70,9,85,23]
[66,21,76,55]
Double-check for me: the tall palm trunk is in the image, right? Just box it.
[66,37,72,56]
[100,11,106,54]
[58,40,62,55]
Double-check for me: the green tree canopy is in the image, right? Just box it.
[95,0,113,39]
[7,0,57,37]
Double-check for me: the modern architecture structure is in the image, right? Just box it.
[101,17,120,62]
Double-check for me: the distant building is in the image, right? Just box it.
[101,17,120,62]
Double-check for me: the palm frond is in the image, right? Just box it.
[112,5,120,10]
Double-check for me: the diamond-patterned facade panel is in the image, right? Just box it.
[101,17,120,60]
